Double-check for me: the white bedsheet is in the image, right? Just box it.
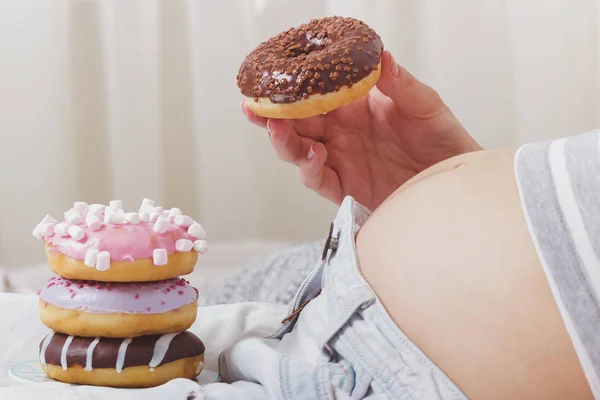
[0,292,287,399]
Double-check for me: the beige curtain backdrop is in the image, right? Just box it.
[0,0,599,268]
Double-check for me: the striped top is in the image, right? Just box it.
[515,129,600,398]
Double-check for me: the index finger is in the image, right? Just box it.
[241,100,268,128]
[242,100,327,141]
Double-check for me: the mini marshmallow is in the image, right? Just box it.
[168,208,182,218]
[39,215,58,226]
[104,207,117,216]
[68,225,85,241]
[85,214,102,231]
[139,212,150,223]
[153,216,170,234]
[188,223,206,239]
[154,206,164,215]
[96,251,111,271]
[153,249,168,266]
[88,204,105,216]
[139,198,155,213]
[73,202,89,217]
[32,228,43,240]
[193,240,208,253]
[104,211,125,224]
[84,249,98,267]
[149,212,161,222]
[162,209,171,216]
[65,209,83,224]
[125,212,141,224]
[175,239,194,252]
[33,215,58,239]
[54,222,70,237]
[109,200,123,210]
[38,223,55,238]
[174,215,194,228]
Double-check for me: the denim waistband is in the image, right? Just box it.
[270,197,467,399]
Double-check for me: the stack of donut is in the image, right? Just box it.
[32,199,207,388]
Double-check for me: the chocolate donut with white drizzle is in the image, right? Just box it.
[39,331,205,388]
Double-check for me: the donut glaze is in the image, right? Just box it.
[47,220,196,263]
[237,16,383,104]
[39,331,205,371]
[38,277,198,314]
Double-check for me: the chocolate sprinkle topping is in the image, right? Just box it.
[237,16,384,104]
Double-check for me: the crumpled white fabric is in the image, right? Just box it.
[0,293,287,399]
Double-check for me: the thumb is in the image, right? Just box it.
[376,51,444,118]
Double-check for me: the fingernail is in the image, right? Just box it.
[307,145,315,160]
[389,53,400,78]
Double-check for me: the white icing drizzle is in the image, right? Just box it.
[60,336,74,371]
[149,333,178,368]
[85,337,100,371]
[39,332,55,365]
[115,338,132,373]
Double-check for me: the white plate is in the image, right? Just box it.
[9,360,220,386]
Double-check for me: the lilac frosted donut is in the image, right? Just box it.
[32,198,208,282]
[38,277,199,338]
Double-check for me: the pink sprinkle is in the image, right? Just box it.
[170,285,176,290]
[36,289,41,295]
[70,293,76,298]
[178,290,184,295]
[166,288,171,293]
[77,283,84,289]
[64,282,71,287]
[96,284,104,290]
[160,301,166,305]
[66,288,73,293]
[47,282,55,288]
[154,286,160,290]
[146,307,151,312]
[135,294,140,299]
[163,289,169,295]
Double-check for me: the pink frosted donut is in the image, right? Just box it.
[38,277,199,338]
[32,199,208,282]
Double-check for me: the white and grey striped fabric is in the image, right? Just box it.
[515,129,600,398]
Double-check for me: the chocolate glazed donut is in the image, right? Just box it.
[237,16,384,119]
[39,331,205,388]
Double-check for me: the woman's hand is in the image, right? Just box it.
[242,50,482,211]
